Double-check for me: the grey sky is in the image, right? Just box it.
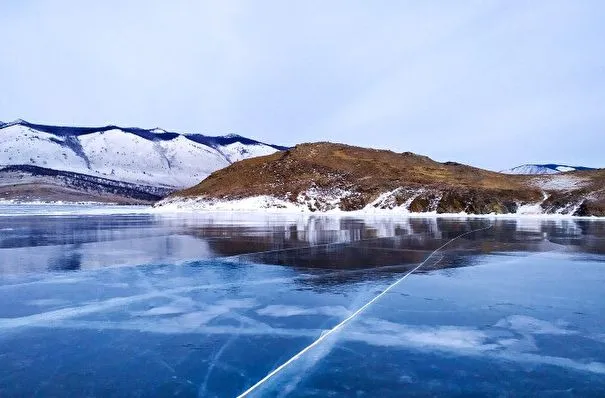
[1,1,604,170]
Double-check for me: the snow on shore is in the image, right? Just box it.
[154,195,599,219]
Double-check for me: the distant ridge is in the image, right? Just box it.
[0,119,287,203]
[0,119,288,151]
[502,164,596,175]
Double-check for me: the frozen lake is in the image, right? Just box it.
[0,206,604,396]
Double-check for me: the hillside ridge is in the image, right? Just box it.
[160,142,605,217]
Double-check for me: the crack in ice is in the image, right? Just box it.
[236,225,493,397]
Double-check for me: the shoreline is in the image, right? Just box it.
[152,195,605,220]
[1,201,604,220]
[0,202,605,221]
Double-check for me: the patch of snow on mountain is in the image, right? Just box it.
[295,186,353,211]
[365,188,422,212]
[503,165,559,175]
[156,196,300,212]
[516,201,544,215]
[218,142,279,163]
[532,175,588,191]
[157,186,354,213]
[503,164,594,175]
[366,188,405,210]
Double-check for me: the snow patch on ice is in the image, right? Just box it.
[495,315,574,335]
[256,305,349,318]
[27,298,70,307]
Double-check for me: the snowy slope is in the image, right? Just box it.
[502,164,595,175]
[0,123,89,172]
[216,140,280,163]
[0,120,285,189]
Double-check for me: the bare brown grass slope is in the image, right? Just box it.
[170,142,605,215]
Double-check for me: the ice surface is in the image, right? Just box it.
[0,210,604,396]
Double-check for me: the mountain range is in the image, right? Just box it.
[1,120,602,216]
[0,120,286,203]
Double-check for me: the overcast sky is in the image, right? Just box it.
[1,1,604,170]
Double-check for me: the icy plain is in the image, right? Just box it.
[0,208,604,396]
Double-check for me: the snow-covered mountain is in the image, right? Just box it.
[0,120,287,190]
[502,164,595,175]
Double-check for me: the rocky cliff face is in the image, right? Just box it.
[157,143,605,216]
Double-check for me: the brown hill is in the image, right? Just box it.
[165,142,605,216]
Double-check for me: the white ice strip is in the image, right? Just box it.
[26,317,605,376]
[0,263,399,326]
[28,319,323,338]
[236,225,493,397]
[0,277,292,329]
[256,305,349,318]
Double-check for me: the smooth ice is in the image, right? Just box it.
[0,208,604,396]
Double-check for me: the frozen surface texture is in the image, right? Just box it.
[0,208,604,396]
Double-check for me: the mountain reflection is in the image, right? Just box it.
[0,213,603,276]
